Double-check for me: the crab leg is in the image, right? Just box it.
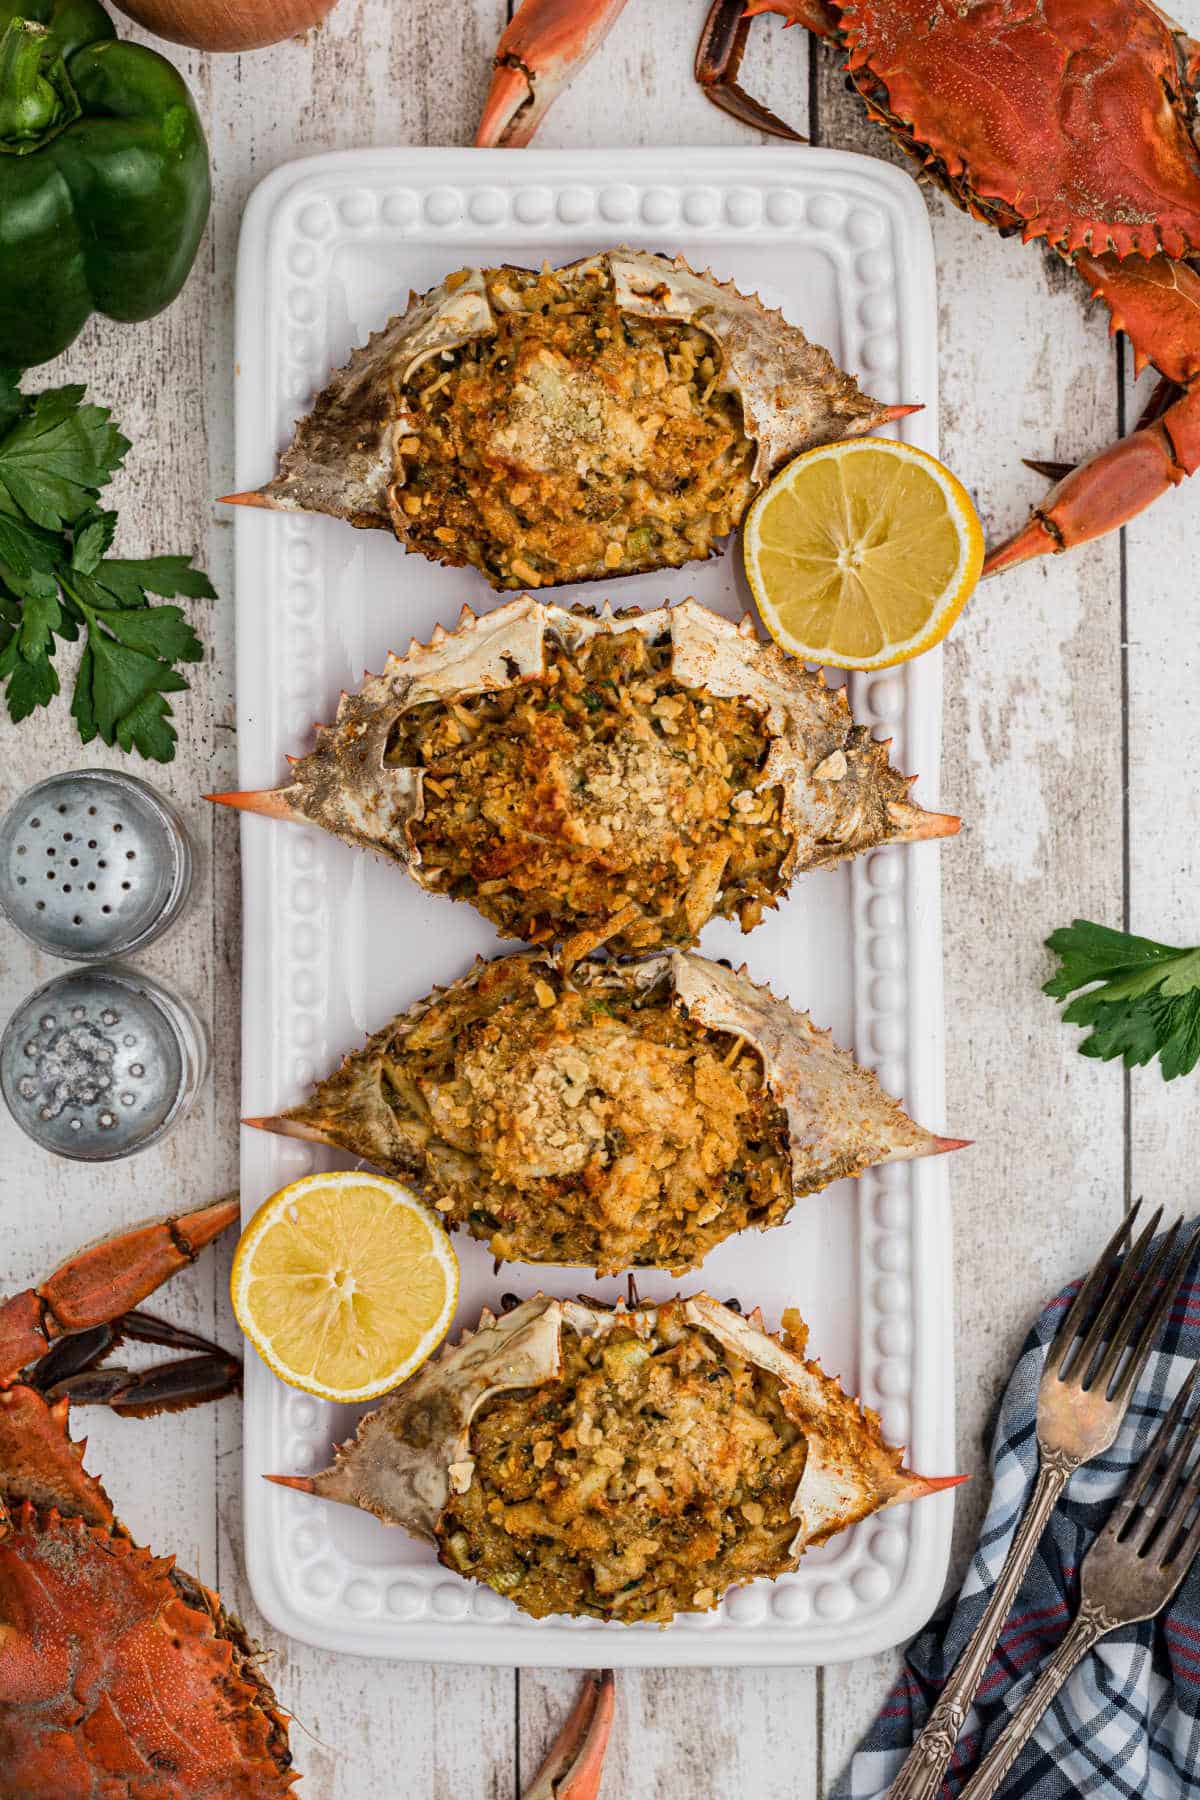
[39,1351,243,1417]
[30,1311,242,1417]
[476,0,633,147]
[696,0,831,139]
[983,252,1200,575]
[522,1670,615,1800]
[0,1196,240,1386]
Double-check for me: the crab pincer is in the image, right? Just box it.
[523,1670,616,1800]
[477,0,634,147]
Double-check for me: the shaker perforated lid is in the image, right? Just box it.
[0,769,192,961]
[0,965,207,1162]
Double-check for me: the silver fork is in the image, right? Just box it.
[960,1361,1200,1799]
[889,1201,1198,1800]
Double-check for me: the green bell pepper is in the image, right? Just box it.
[0,0,210,368]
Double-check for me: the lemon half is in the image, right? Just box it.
[743,437,984,670]
[231,1171,459,1402]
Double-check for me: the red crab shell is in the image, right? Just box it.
[0,1392,297,1799]
[760,0,1200,260]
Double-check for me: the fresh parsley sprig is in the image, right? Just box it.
[1044,919,1200,1081]
[0,369,213,762]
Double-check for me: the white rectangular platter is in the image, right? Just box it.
[235,144,955,1667]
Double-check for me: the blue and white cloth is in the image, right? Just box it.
[835,1237,1200,1798]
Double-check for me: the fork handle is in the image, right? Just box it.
[887,1455,1075,1800]
[957,1604,1111,1799]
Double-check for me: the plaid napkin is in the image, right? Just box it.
[834,1233,1200,1798]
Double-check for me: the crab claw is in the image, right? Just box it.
[206,786,305,823]
[0,1197,241,1388]
[476,0,634,148]
[984,253,1200,575]
[522,1670,615,1800]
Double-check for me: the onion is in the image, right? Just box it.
[110,0,338,52]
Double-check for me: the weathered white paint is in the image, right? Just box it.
[3,0,1195,1792]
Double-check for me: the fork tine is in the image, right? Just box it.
[1166,1468,1200,1573]
[1108,1364,1200,1543]
[1118,1368,1200,1553]
[1111,1222,1200,1409]
[1151,1404,1200,1566]
[1044,1202,1140,1380]
[1090,1219,1182,1395]
[1064,1204,1163,1386]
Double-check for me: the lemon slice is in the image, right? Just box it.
[231,1171,459,1401]
[743,437,984,670]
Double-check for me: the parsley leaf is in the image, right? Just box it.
[77,554,217,609]
[0,374,211,762]
[0,385,128,528]
[1044,920,1200,1081]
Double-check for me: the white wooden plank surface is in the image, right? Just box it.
[809,27,1129,1770]
[2,1,1197,1794]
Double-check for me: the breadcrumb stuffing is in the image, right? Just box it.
[375,958,794,1274]
[439,1301,807,1621]
[392,262,756,588]
[388,627,793,956]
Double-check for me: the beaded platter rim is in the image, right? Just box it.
[233,144,953,1667]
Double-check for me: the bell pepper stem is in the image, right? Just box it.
[0,17,81,157]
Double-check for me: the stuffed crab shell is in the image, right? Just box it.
[212,598,959,961]
[270,1292,961,1624]
[247,951,964,1276]
[224,249,911,589]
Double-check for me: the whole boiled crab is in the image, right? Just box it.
[477,0,1200,574]
[0,1198,298,1798]
[210,596,958,961]
[269,1291,963,1625]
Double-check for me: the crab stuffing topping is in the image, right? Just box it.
[441,1303,807,1620]
[250,951,959,1275]
[395,261,755,586]
[394,625,793,954]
